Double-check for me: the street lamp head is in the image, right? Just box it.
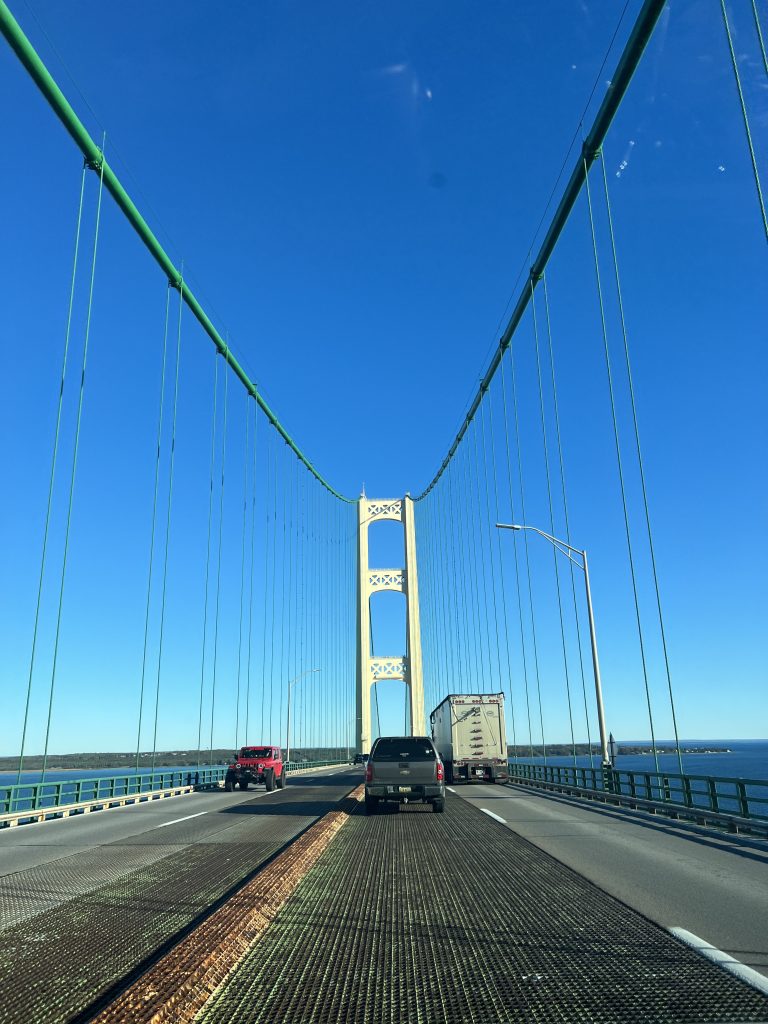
[495,522,523,531]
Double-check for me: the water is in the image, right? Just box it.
[2,741,765,787]
[0,765,227,788]
[0,765,229,813]
[509,739,768,782]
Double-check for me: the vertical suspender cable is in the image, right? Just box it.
[267,440,279,740]
[500,348,534,759]
[461,437,484,691]
[150,278,184,773]
[541,275,594,765]
[278,445,289,749]
[299,470,306,750]
[234,391,250,749]
[508,339,547,759]
[135,284,171,772]
[17,164,87,786]
[40,150,106,788]
[599,156,683,772]
[583,155,659,770]
[197,353,218,764]
[452,454,473,695]
[720,0,768,241]
[435,483,452,689]
[487,383,518,751]
[244,396,259,743]
[531,281,577,765]
[209,348,229,763]
[259,429,272,742]
[446,458,466,694]
[753,0,768,76]
[470,419,494,692]
[480,398,504,695]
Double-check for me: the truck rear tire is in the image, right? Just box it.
[432,798,445,813]
[265,769,275,792]
[365,795,378,816]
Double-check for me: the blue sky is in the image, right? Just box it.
[0,0,766,757]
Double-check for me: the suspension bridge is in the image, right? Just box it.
[1,0,767,1021]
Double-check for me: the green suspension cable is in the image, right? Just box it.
[418,494,436,708]
[259,429,272,743]
[500,348,534,760]
[753,0,768,76]
[486,384,518,752]
[39,149,106,790]
[446,457,466,694]
[531,281,578,766]
[720,0,768,241]
[479,398,504,696]
[541,274,594,767]
[434,483,452,689]
[267,442,279,741]
[456,440,481,688]
[244,395,259,743]
[471,419,495,693]
[16,163,87,787]
[196,352,219,764]
[150,279,184,773]
[508,340,548,761]
[599,155,684,773]
[279,448,291,751]
[584,155,659,771]
[298,469,306,751]
[234,391,250,750]
[209,348,230,764]
[452,456,473,695]
[135,284,171,773]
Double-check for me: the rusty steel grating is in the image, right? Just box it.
[199,797,768,1024]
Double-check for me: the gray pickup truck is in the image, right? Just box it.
[364,735,445,814]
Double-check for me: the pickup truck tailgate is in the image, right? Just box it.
[370,738,438,785]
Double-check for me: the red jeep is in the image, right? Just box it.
[224,745,285,792]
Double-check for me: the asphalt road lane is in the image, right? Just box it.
[452,780,768,978]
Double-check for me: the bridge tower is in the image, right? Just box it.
[356,496,425,753]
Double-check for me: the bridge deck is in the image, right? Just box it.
[198,791,768,1024]
[0,770,352,1024]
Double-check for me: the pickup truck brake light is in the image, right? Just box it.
[365,762,373,783]
[436,761,445,782]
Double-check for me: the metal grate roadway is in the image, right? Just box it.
[0,780,352,1024]
[199,796,768,1024]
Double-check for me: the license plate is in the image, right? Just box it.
[398,786,412,793]
[475,770,484,776]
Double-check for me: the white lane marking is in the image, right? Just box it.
[670,927,768,995]
[153,811,208,830]
[481,808,506,824]
[447,786,457,793]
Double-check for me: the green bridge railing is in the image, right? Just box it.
[0,759,351,818]
[508,762,768,823]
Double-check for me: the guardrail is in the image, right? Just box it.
[0,759,351,820]
[508,762,768,829]
[0,767,228,816]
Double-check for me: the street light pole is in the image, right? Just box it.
[496,523,611,767]
[286,668,320,766]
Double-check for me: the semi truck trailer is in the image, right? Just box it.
[430,693,508,784]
